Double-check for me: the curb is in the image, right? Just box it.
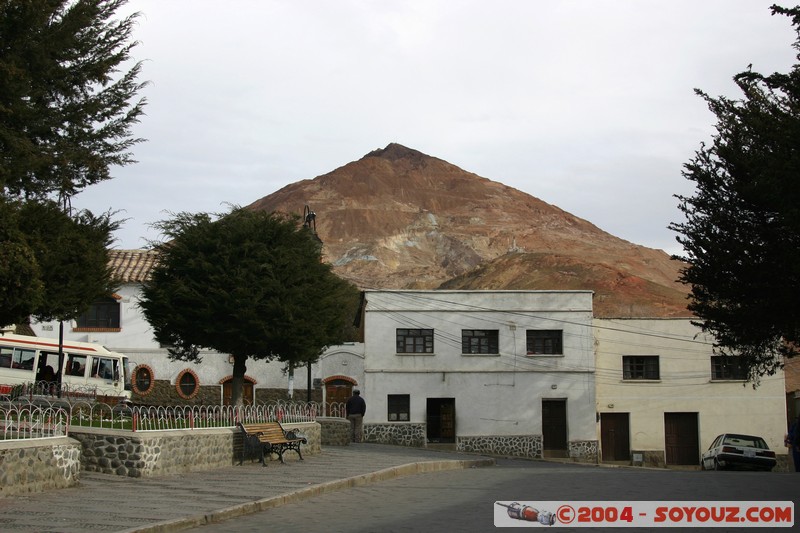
[119,458,496,533]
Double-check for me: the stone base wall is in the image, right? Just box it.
[318,417,350,446]
[569,440,599,463]
[132,381,322,406]
[0,438,81,497]
[458,434,543,458]
[364,423,426,447]
[70,421,320,478]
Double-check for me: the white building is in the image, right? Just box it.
[29,250,300,405]
[356,289,598,460]
[595,318,787,467]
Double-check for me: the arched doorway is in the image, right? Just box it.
[323,376,357,417]
[221,376,255,405]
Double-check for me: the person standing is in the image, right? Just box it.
[346,389,366,443]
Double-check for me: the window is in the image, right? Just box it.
[462,329,499,354]
[76,296,120,330]
[526,330,563,355]
[91,357,119,380]
[396,329,433,354]
[0,347,35,370]
[132,364,155,395]
[66,354,87,376]
[623,356,660,380]
[388,394,410,421]
[711,356,747,380]
[175,368,199,399]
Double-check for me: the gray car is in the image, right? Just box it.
[701,433,776,471]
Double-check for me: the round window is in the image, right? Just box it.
[131,364,155,396]
[175,369,199,400]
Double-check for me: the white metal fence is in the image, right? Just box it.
[0,403,68,441]
[0,398,322,437]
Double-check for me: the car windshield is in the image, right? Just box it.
[722,434,768,449]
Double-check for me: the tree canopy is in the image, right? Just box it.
[670,5,800,380]
[139,207,361,406]
[0,0,144,328]
[0,0,146,202]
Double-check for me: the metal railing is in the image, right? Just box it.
[0,403,68,441]
[5,380,129,403]
[0,397,322,434]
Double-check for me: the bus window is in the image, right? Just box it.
[67,354,87,377]
[0,347,11,368]
[91,357,117,380]
[36,352,61,380]
[14,349,36,370]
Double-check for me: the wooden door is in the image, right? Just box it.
[325,379,352,417]
[664,412,699,465]
[601,413,631,461]
[222,380,253,405]
[426,398,456,443]
[542,399,568,457]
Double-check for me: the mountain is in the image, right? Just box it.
[247,143,690,317]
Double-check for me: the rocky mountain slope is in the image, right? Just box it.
[248,143,690,317]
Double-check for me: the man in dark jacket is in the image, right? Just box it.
[346,389,366,443]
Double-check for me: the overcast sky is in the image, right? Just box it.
[72,0,798,255]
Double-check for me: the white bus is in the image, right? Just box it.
[0,333,131,401]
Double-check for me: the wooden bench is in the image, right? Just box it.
[237,421,307,466]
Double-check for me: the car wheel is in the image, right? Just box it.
[713,459,723,471]
[700,460,706,471]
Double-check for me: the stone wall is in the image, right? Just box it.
[364,423,426,447]
[318,417,350,446]
[569,440,599,462]
[132,381,322,406]
[70,421,320,478]
[0,438,81,497]
[458,434,543,458]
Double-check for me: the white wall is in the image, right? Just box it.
[29,283,313,394]
[595,318,787,453]
[361,290,596,440]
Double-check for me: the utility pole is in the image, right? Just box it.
[302,205,322,403]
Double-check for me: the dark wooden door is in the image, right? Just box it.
[601,413,631,461]
[222,380,253,405]
[325,380,352,417]
[542,399,568,456]
[664,412,699,465]
[426,398,456,443]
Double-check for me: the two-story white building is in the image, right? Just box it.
[355,289,598,460]
[595,318,786,467]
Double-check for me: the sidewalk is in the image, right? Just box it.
[0,444,495,533]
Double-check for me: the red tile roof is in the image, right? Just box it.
[109,249,159,283]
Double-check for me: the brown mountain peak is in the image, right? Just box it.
[364,143,432,163]
[247,146,689,317]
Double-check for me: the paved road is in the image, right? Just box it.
[185,459,798,533]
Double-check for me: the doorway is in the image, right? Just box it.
[426,398,455,443]
[664,412,699,465]
[325,379,354,417]
[222,378,253,405]
[542,399,568,458]
[601,413,631,461]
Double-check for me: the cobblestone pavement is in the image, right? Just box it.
[0,444,493,533]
